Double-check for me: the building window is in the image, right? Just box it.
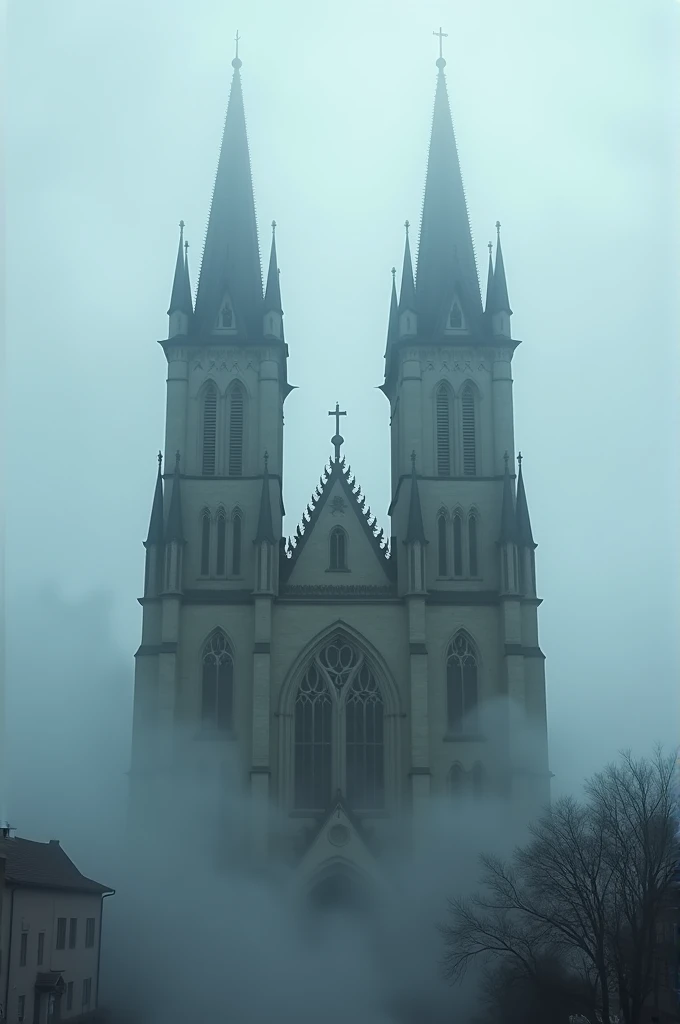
[461,385,477,476]
[220,301,233,329]
[66,982,74,1011]
[449,763,465,797]
[85,918,96,949]
[449,302,462,329]
[345,664,384,809]
[468,513,478,576]
[294,664,332,811]
[19,932,27,966]
[446,632,479,733]
[69,917,77,949]
[200,509,211,576]
[56,918,66,950]
[293,636,386,812]
[202,384,217,476]
[18,995,25,1022]
[231,512,242,576]
[228,386,244,477]
[453,513,463,576]
[436,384,451,476]
[37,932,45,966]
[201,630,234,732]
[82,978,92,1009]
[216,509,227,575]
[437,513,448,576]
[328,527,348,571]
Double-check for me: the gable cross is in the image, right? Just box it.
[328,402,347,461]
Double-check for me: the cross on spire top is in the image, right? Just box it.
[233,29,242,69]
[433,26,448,68]
[328,402,347,461]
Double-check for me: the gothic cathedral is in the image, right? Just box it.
[131,48,550,890]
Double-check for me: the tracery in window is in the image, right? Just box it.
[346,664,384,810]
[294,664,332,811]
[446,632,479,733]
[201,630,233,732]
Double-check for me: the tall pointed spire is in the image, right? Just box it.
[498,451,517,544]
[484,240,494,314]
[165,451,185,543]
[416,50,481,337]
[399,221,416,313]
[515,453,535,547]
[405,452,427,545]
[193,43,262,339]
[488,221,512,315]
[263,221,282,314]
[385,267,398,354]
[168,221,193,317]
[145,452,165,545]
[255,452,276,544]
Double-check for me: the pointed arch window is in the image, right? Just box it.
[461,385,477,476]
[231,511,242,576]
[437,513,448,577]
[201,630,234,732]
[202,384,217,476]
[227,386,244,477]
[453,513,463,577]
[436,385,451,476]
[449,763,465,797]
[200,509,211,576]
[446,633,479,734]
[468,513,478,577]
[215,508,227,576]
[329,527,348,571]
[293,636,386,812]
[449,302,462,329]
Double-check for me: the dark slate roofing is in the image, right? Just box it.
[0,837,113,894]
[145,452,165,545]
[193,59,262,340]
[281,457,393,584]
[263,223,282,316]
[488,223,512,316]
[165,452,185,543]
[405,453,427,545]
[416,61,482,338]
[167,221,193,319]
[499,453,517,544]
[36,973,66,993]
[255,454,276,544]
[399,224,417,314]
[484,242,494,315]
[515,457,535,548]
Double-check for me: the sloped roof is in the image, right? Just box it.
[281,457,394,585]
[0,837,113,894]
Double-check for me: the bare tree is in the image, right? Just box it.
[441,749,679,1024]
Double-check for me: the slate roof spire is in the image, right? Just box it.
[385,267,398,355]
[193,47,262,338]
[167,221,193,317]
[255,451,276,544]
[405,452,427,545]
[416,53,481,336]
[484,240,494,314]
[498,451,517,544]
[165,451,185,543]
[263,221,282,314]
[515,452,535,547]
[399,220,417,313]
[488,221,512,315]
[145,451,165,545]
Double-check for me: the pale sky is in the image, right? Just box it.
[5,0,680,824]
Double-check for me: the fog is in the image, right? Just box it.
[3,0,680,1020]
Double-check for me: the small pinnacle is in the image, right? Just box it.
[496,220,502,235]
[504,450,509,467]
[157,450,163,468]
[179,219,185,232]
[264,450,269,469]
[233,29,242,68]
[404,219,410,236]
[488,241,493,254]
[517,451,523,467]
[184,240,189,253]
[271,220,276,235]
[411,450,417,467]
[391,267,396,279]
[175,450,181,469]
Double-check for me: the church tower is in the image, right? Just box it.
[130,43,550,892]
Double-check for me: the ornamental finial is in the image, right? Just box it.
[433,26,448,69]
[233,29,242,69]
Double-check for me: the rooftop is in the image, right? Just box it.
[0,835,113,895]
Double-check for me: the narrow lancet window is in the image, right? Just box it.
[345,665,384,810]
[453,514,463,576]
[202,385,217,476]
[228,386,244,477]
[200,509,211,576]
[216,509,226,576]
[329,527,347,571]
[201,630,234,732]
[436,385,451,476]
[232,512,242,576]
[461,386,476,476]
[468,514,478,577]
[446,633,479,733]
[437,514,448,576]
[294,666,332,810]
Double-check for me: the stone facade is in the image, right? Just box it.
[130,53,551,890]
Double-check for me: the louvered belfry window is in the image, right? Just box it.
[462,386,477,475]
[202,385,217,476]
[228,386,244,477]
[436,385,451,476]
